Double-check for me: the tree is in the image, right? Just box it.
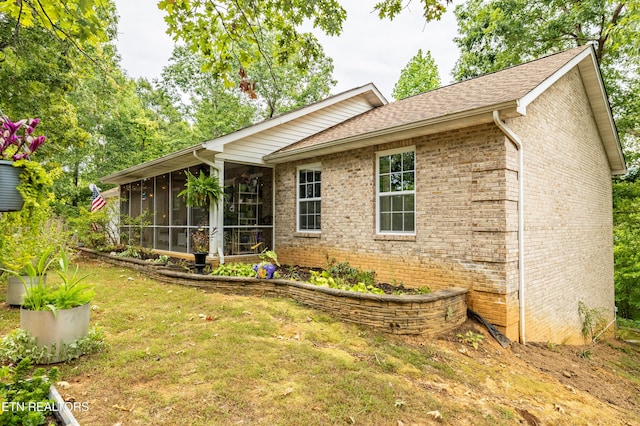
[452,0,638,142]
[159,46,257,141]
[613,179,640,319]
[157,0,452,84]
[240,35,336,118]
[392,49,441,100]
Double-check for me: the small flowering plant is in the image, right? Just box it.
[0,115,46,161]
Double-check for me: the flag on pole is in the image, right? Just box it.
[90,183,106,212]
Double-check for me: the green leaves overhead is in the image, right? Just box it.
[157,0,451,84]
[157,0,346,83]
[452,0,640,165]
[374,0,451,21]
[0,0,109,51]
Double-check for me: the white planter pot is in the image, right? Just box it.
[20,303,90,363]
[6,275,45,306]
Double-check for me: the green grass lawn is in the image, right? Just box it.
[0,256,638,425]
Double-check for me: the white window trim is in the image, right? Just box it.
[296,163,322,233]
[376,146,416,235]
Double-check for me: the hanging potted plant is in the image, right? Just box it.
[177,170,225,209]
[0,115,46,212]
[178,170,224,271]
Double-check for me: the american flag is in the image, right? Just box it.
[90,183,106,212]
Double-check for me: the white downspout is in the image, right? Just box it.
[493,111,526,345]
[193,150,225,264]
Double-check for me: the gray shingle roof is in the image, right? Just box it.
[273,45,591,155]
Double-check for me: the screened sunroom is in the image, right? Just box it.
[116,160,273,257]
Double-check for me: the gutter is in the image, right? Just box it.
[492,111,526,345]
[193,151,225,264]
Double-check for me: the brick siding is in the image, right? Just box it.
[274,68,615,344]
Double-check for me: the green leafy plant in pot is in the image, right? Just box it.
[177,170,225,209]
[3,245,55,306]
[12,249,94,363]
[2,219,67,306]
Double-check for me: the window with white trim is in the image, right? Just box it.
[377,148,415,233]
[297,165,321,232]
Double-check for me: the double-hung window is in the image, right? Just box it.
[297,165,321,232]
[377,147,415,234]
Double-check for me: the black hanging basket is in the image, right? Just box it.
[0,160,24,212]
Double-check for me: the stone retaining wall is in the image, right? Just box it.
[79,249,468,337]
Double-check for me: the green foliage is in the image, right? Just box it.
[374,0,449,21]
[258,248,280,266]
[211,262,256,277]
[309,270,385,295]
[326,258,376,287]
[22,250,94,313]
[452,0,639,166]
[115,246,140,259]
[178,170,225,209]
[613,179,640,319]
[0,0,108,49]
[158,0,346,83]
[0,327,106,365]
[68,206,119,251]
[392,49,441,100]
[0,161,60,274]
[578,301,608,342]
[456,330,485,350]
[0,359,59,426]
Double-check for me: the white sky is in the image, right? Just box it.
[112,1,462,100]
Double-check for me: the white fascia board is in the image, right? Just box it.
[517,47,593,114]
[202,83,388,152]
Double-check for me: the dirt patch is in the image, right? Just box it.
[511,338,640,411]
[442,320,640,417]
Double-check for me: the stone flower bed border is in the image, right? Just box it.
[78,249,468,338]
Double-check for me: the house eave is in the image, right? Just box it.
[264,102,519,164]
[101,144,216,185]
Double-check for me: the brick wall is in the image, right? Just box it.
[273,68,616,344]
[274,124,517,336]
[506,68,615,344]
